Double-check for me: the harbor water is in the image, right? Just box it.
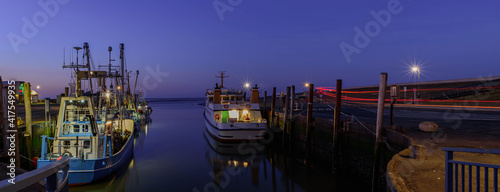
[70,99,368,192]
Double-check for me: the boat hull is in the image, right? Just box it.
[37,131,135,185]
[204,112,267,141]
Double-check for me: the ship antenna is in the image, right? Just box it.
[63,47,65,67]
[216,71,229,88]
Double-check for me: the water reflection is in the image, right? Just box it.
[203,130,266,189]
[67,101,367,191]
[70,122,151,192]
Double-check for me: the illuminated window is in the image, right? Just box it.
[228,110,239,119]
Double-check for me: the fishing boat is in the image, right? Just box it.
[203,72,267,141]
[37,96,135,185]
[137,91,152,122]
[37,42,137,185]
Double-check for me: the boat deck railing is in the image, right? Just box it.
[41,135,106,160]
[0,156,70,192]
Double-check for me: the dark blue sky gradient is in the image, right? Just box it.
[1,0,499,97]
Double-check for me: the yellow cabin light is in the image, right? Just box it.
[243,162,248,168]
[106,93,110,98]
[228,110,239,118]
[106,121,112,125]
[242,110,249,115]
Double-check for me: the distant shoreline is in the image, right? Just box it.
[145,98,205,102]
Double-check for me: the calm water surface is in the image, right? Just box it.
[70,100,365,192]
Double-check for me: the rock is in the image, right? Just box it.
[419,121,438,132]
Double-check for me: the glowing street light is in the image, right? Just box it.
[36,85,40,90]
[244,83,250,88]
[305,83,310,87]
[410,66,421,102]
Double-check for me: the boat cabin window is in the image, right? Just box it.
[222,96,229,102]
[63,141,70,149]
[73,125,80,133]
[83,140,90,148]
[236,96,243,101]
[209,96,214,102]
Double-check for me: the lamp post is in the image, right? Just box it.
[411,67,420,102]
[304,83,310,110]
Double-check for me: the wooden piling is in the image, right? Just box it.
[289,85,295,151]
[372,73,387,192]
[271,87,276,127]
[332,79,342,172]
[23,83,33,161]
[282,87,290,147]
[264,91,267,117]
[306,84,314,159]
[284,87,290,131]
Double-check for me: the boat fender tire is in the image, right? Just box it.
[224,105,229,109]
[215,114,220,120]
[246,104,251,108]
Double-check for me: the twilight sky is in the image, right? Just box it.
[1,0,499,98]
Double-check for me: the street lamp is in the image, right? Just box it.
[411,66,421,102]
[244,83,250,88]
[305,83,309,87]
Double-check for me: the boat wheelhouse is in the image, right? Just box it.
[37,96,135,185]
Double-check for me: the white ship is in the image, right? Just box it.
[203,72,268,141]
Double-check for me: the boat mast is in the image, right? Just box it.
[216,71,229,88]
[133,70,139,97]
[120,44,125,105]
[83,42,94,95]
[74,46,82,97]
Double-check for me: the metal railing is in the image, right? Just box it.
[443,147,500,192]
[0,156,70,192]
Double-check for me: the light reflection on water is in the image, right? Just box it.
[70,100,365,192]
